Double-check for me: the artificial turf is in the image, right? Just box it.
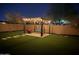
[0,32,79,55]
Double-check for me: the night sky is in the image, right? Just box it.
[0,3,50,21]
[0,3,79,21]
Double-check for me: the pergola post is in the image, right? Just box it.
[34,22,36,32]
[23,23,26,33]
[22,18,27,34]
[48,20,51,34]
[41,21,43,37]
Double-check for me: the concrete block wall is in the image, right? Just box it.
[0,24,24,32]
[0,24,79,35]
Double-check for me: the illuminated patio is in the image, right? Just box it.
[25,33,50,37]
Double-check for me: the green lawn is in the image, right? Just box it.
[0,32,79,55]
[0,30,24,39]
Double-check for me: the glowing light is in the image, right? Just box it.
[48,20,51,24]
[2,38,7,40]
[1,22,6,24]
[60,19,70,24]
[22,18,28,22]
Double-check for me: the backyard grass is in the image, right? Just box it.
[0,32,79,55]
[0,30,24,39]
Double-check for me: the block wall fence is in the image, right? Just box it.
[0,24,79,35]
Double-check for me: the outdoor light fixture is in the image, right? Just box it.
[23,18,27,22]
[48,20,51,24]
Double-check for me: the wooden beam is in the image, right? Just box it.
[41,21,43,37]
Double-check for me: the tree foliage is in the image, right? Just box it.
[5,12,23,24]
[47,3,77,20]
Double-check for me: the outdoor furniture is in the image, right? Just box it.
[26,29,32,33]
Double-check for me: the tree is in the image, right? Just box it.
[5,12,16,23]
[14,12,24,24]
[5,12,23,24]
[47,3,77,22]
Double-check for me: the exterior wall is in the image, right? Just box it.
[25,24,35,32]
[34,24,79,35]
[43,24,53,33]
[0,24,79,35]
[52,25,79,35]
[0,24,24,32]
[43,25,49,33]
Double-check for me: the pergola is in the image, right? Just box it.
[22,17,51,37]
